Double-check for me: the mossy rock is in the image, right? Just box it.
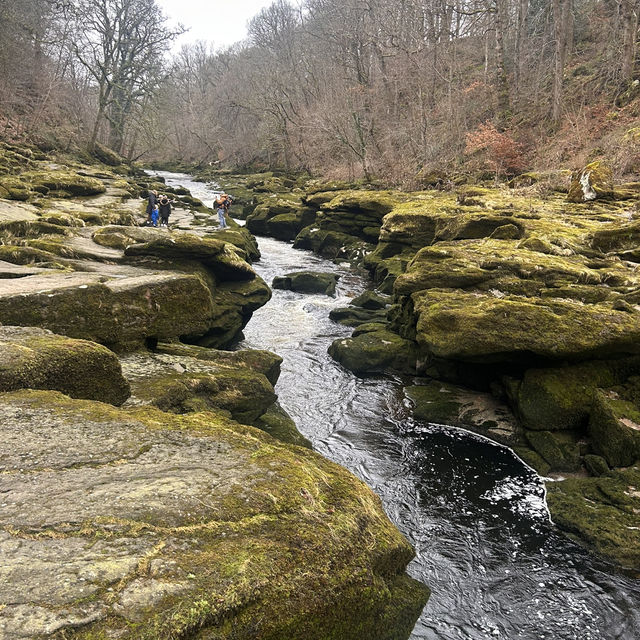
[524,429,582,472]
[121,352,277,425]
[583,454,610,476]
[328,329,417,375]
[567,161,614,203]
[406,379,520,445]
[273,271,339,296]
[0,271,217,350]
[254,401,313,448]
[321,191,404,218]
[92,142,125,167]
[515,358,640,431]
[408,289,640,363]
[155,342,282,386]
[588,390,640,467]
[351,290,391,310]
[546,467,640,569]
[124,233,257,282]
[0,389,429,639]
[0,326,129,405]
[329,306,388,327]
[22,170,106,197]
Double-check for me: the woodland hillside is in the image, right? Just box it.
[1,0,639,183]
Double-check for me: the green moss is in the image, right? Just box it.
[588,390,640,467]
[515,359,640,431]
[254,402,312,448]
[408,289,640,363]
[546,466,640,569]
[328,328,417,375]
[0,389,428,639]
[567,161,614,203]
[273,271,339,296]
[0,326,129,405]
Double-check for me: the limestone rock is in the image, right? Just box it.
[0,270,215,350]
[567,160,614,202]
[0,326,129,405]
[328,326,417,375]
[409,289,640,363]
[121,351,277,425]
[589,390,640,467]
[273,271,339,296]
[0,390,429,639]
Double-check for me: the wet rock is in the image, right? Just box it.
[0,326,129,405]
[406,379,520,445]
[273,271,339,296]
[589,390,640,467]
[351,290,391,310]
[0,390,429,638]
[328,326,417,375]
[329,306,388,326]
[546,466,640,569]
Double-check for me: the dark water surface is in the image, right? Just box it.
[159,172,640,640]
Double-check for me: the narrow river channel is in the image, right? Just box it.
[158,172,640,640]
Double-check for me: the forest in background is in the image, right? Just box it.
[1,0,639,185]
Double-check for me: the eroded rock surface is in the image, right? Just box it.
[0,390,428,639]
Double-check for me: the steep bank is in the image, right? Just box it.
[212,166,640,571]
[0,148,429,638]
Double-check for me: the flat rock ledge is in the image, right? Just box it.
[0,390,429,640]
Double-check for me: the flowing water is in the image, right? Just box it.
[158,172,640,640]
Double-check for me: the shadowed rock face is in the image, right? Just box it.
[0,390,429,640]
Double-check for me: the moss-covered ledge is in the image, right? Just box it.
[0,390,429,639]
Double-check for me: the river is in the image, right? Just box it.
[157,171,640,640]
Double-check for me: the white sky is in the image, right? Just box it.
[157,0,277,50]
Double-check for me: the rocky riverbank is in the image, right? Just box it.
[212,165,640,572]
[0,145,429,638]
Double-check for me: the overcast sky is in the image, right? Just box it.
[157,0,278,50]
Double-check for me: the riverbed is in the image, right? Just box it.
[158,171,640,640]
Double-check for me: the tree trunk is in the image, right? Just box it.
[552,0,572,122]
[620,0,640,82]
[514,0,529,95]
[494,0,510,126]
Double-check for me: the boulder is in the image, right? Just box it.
[514,358,640,431]
[589,390,640,467]
[408,289,640,363]
[121,352,277,425]
[329,306,388,326]
[273,271,339,296]
[124,234,256,281]
[0,390,429,638]
[567,161,614,202]
[328,327,417,375]
[155,342,282,386]
[351,290,391,310]
[0,326,129,405]
[0,270,216,350]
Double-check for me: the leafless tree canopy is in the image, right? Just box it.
[1,0,639,179]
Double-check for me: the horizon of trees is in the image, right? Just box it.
[0,0,638,183]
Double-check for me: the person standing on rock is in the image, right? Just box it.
[159,195,174,227]
[215,193,229,229]
[146,190,158,225]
